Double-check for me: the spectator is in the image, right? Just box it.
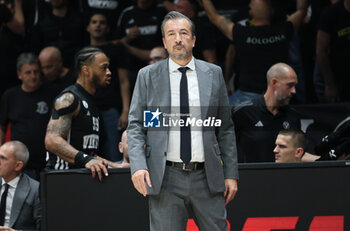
[169,0,219,63]
[274,123,350,163]
[30,0,85,68]
[0,141,40,230]
[274,128,306,162]
[233,63,302,163]
[0,0,25,100]
[38,46,76,94]
[316,0,350,103]
[112,130,130,168]
[201,0,309,107]
[76,0,133,36]
[45,47,118,181]
[115,0,168,71]
[149,46,168,64]
[0,53,56,180]
[86,12,130,162]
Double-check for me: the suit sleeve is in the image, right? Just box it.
[215,67,239,180]
[127,68,149,175]
[33,183,41,231]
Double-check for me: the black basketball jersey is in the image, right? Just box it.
[46,83,101,170]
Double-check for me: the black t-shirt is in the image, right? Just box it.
[42,69,77,97]
[318,1,350,99]
[31,8,85,68]
[0,26,23,99]
[232,95,301,163]
[116,3,167,71]
[94,43,128,111]
[46,83,101,170]
[193,16,217,60]
[232,21,294,93]
[51,69,77,96]
[0,83,56,170]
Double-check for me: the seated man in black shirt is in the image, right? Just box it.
[274,128,306,163]
[274,125,350,163]
[201,0,308,107]
[233,63,301,163]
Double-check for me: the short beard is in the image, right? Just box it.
[276,95,290,107]
[92,73,102,89]
[274,90,291,107]
[171,50,190,60]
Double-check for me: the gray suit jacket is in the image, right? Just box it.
[128,58,238,195]
[0,174,41,231]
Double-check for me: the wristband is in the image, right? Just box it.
[74,151,94,168]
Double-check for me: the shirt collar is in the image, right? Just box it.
[168,57,195,73]
[2,174,21,189]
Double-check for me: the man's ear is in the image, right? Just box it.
[271,78,278,85]
[162,37,167,50]
[17,70,22,80]
[15,161,24,172]
[295,147,304,160]
[118,142,123,154]
[82,65,89,75]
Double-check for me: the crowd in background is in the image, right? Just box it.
[0,0,349,176]
[0,0,349,229]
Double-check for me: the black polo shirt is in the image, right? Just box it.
[232,95,301,163]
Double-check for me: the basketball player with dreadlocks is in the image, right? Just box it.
[45,47,113,181]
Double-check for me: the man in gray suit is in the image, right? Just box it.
[0,141,40,231]
[128,11,238,231]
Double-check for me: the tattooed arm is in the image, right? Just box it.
[45,92,80,163]
[45,92,108,180]
[201,0,234,41]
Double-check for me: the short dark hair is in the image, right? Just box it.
[278,128,307,150]
[74,47,104,74]
[16,53,40,71]
[88,11,110,28]
[161,11,195,37]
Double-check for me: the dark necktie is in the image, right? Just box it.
[0,183,9,226]
[178,67,191,164]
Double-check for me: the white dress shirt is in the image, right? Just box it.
[167,57,205,163]
[1,175,20,227]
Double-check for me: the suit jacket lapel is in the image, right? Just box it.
[150,59,171,115]
[195,59,212,119]
[9,174,29,227]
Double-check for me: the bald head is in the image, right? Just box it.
[266,63,296,85]
[249,0,272,20]
[119,131,129,162]
[265,63,298,107]
[39,46,62,61]
[39,46,64,81]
